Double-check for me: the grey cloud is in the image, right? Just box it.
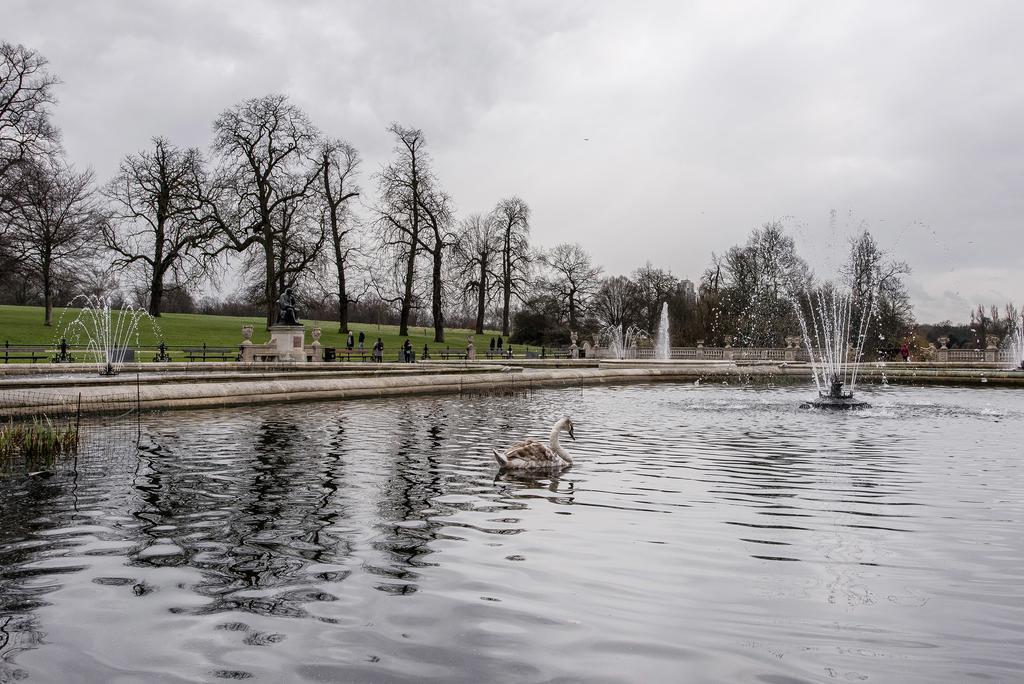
[4,0,1021,321]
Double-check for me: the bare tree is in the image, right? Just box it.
[7,157,103,325]
[492,196,531,336]
[842,229,912,353]
[374,123,432,337]
[717,221,812,345]
[415,186,455,342]
[271,191,327,298]
[318,138,361,332]
[632,263,680,333]
[102,137,217,317]
[541,242,603,331]
[593,275,641,328]
[0,43,60,203]
[454,212,501,333]
[208,94,322,328]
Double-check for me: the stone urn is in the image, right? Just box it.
[938,336,949,350]
[241,325,254,343]
[723,335,733,348]
[311,327,322,343]
[696,339,705,348]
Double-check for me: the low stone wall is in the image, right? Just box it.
[2,360,1021,414]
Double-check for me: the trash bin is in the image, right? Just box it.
[323,346,336,361]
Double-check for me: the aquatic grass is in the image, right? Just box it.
[0,416,79,474]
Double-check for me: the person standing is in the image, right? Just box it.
[372,337,383,362]
[346,331,354,350]
[403,339,413,363]
[900,341,910,363]
[358,330,365,351]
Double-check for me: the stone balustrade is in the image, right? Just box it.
[591,345,1019,363]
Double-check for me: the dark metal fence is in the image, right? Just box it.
[2,340,242,364]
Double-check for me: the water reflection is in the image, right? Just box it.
[0,384,1022,682]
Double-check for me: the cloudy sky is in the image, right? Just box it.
[6,0,1022,322]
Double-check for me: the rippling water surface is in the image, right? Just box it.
[1,383,1023,683]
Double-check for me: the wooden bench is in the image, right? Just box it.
[335,349,373,362]
[1,345,51,363]
[439,351,467,360]
[183,346,239,362]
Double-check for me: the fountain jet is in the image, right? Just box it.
[61,295,156,376]
[1008,313,1024,371]
[794,286,875,409]
[655,302,670,360]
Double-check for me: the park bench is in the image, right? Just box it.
[335,349,373,362]
[183,346,239,362]
[1,344,51,363]
[439,350,467,360]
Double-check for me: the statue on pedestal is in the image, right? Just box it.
[276,288,300,326]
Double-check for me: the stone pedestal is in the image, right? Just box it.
[269,325,307,363]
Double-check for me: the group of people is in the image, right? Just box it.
[344,329,386,362]
[345,330,365,351]
[335,331,515,363]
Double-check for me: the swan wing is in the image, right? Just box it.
[501,440,559,467]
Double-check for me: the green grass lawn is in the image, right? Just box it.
[0,304,529,360]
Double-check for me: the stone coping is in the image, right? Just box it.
[1,362,1021,414]
[0,360,471,377]
[0,363,514,389]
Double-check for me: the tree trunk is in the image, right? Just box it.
[264,223,277,330]
[568,291,577,332]
[330,198,349,333]
[432,249,444,343]
[336,256,349,334]
[149,269,164,318]
[502,279,511,336]
[399,242,415,337]
[43,268,52,327]
[475,259,487,335]
[150,220,165,317]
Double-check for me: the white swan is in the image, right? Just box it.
[493,417,575,469]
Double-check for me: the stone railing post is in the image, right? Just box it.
[984,335,998,362]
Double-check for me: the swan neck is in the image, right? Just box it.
[548,424,573,463]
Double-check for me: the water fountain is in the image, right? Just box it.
[1008,314,1024,371]
[793,286,875,409]
[601,323,649,359]
[654,302,670,360]
[61,295,157,376]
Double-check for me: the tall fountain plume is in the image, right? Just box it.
[62,295,156,376]
[655,302,670,360]
[1008,313,1024,371]
[793,284,877,408]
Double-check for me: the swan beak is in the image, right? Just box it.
[568,425,575,441]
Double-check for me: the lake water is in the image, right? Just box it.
[1,383,1022,683]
